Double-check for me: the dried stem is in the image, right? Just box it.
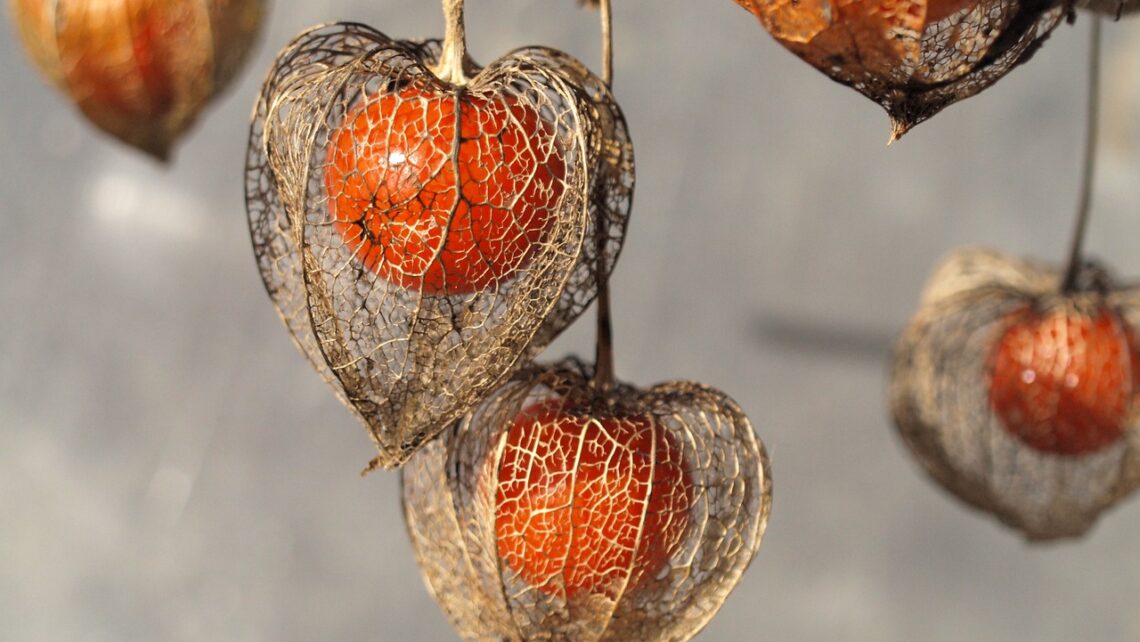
[1061,17,1102,293]
[432,0,468,85]
[593,0,616,391]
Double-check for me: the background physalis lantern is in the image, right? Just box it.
[245,23,633,469]
[734,0,1066,139]
[10,0,265,160]
[402,359,771,642]
[890,247,1140,540]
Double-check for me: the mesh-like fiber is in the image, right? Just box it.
[735,0,1064,138]
[10,0,265,160]
[401,359,771,642]
[246,23,633,469]
[890,247,1140,540]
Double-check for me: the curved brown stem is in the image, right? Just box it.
[432,0,468,85]
[593,0,616,391]
[1061,17,1102,293]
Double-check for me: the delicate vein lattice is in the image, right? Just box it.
[890,247,1140,539]
[402,359,771,642]
[735,0,1065,138]
[245,23,633,468]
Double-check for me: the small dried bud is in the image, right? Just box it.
[402,359,771,641]
[891,247,1140,540]
[10,0,265,160]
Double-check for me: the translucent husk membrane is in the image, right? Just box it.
[10,0,265,160]
[401,358,771,642]
[245,23,633,469]
[735,0,1065,139]
[890,247,1140,540]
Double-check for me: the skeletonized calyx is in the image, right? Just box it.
[246,23,633,468]
[891,247,1140,540]
[734,0,1065,139]
[402,359,771,642]
[10,0,265,160]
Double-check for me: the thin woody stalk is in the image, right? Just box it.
[1061,17,1102,293]
[432,0,468,85]
[593,0,616,390]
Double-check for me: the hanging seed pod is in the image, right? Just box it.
[245,23,633,469]
[734,0,1065,140]
[402,359,771,642]
[890,247,1140,540]
[9,0,265,160]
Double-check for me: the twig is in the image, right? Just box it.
[1061,17,1102,293]
[432,0,469,85]
[593,0,616,390]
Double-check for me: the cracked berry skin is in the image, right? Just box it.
[989,305,1137,456]
[494,400,693,597]
[325,87,565,295]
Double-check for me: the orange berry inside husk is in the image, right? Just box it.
[923,0,977,24]
[495,400,692,597]
[989,306,1136,456]
[324,86,566,295]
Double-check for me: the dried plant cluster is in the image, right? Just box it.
[891,248,1140,539]
[402,360,772,642]
[734,0,1065,138]
[10,0,264,159]
[246,23,633,468]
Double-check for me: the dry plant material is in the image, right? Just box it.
[246,23,633,469]
[891,247,1140,539]
[734,0,1065,139]
[402,359,771,642]
[10,0,264,160]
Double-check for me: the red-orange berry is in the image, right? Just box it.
[324,87,565,295]
[989,307,1136,456]
[924,0,976,23]
[494,400,692,597]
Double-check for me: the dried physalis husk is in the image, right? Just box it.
[735,0,1065,139]
[10,0,265,160]
[401,359,771,642]
[891,247,1140,540]
[246,24,633,469]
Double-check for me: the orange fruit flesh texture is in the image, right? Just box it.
[924,0,976,23]
[989,307,1137,456]
[324,87,566,296]
[735,0,978,78]
[495,400,693,598]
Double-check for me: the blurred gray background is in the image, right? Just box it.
[3,2,1140,641]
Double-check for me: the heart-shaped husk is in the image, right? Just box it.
[401,359,771,642]
[735,0,1065,140]
[245,24,633,469]
[10,0,265,160]
[890,247,1140,540]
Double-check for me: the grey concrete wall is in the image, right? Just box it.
[2,2,1139,640]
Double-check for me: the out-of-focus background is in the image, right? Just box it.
[2,2,1140,641]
